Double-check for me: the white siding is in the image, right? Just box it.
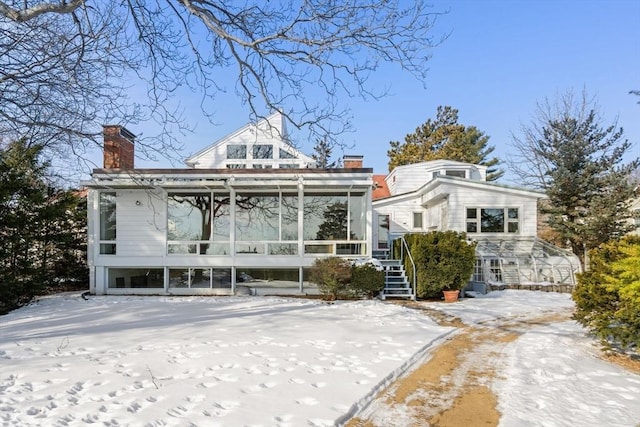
[427,182,539,236]
[115,190,167,257]
[186,113,315,169]
[374,179,541,241]
[386,160,486,196]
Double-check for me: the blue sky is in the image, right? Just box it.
[129,0,639,184]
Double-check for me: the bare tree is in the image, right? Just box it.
[1,1,446,173]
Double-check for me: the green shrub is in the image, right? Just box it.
[309,257,352,300]
[351,264,385,298]
[397,231,476,299]
[573,236,640,352]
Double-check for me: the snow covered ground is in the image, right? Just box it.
[423,291,640,427]
[0,291,638,426]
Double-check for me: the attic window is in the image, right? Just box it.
[227,145,246,159]
[279,148,296,159]
[253,144,273,159]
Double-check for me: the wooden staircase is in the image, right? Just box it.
[379,259,415,300]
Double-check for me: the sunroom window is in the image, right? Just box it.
[99,192,116,254]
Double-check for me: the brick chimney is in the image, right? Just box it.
[343,155,364,169]
[103,125,135,169]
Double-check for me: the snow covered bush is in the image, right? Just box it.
[573,236,640,352]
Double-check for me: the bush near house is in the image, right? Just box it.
[309,257,352,300]
[350,264,385,298]
[573,236,640,352]
[309,258,385,300]
[397,231,476,299]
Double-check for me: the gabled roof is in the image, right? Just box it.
[372,174,391,200]
[184,112,315,169]
[373,174,545,207]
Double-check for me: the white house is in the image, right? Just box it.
[372,160,581,295]
[83,114,373,296]
[84,115,580,298]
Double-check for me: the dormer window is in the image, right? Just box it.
[445,170,465,178]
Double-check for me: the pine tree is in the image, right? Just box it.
[311,139,339,168]
[387,106,503,180]
[0,140,86,314]
[573,236,640,350]
[512,92,639,268]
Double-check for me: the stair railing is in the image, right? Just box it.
[398,236,417,299]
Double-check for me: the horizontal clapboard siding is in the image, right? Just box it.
[116,190,166,257]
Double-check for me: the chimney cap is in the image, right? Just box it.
[103,124,136,142]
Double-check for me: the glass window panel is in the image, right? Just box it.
[446,170,466,178]
[212,268,232,288]
[304,244,334,254]
[227,163,245,169]
[304,194,348,240]
[227,145,247,159]
[253,145,273,159]
[336,243,365,255]
[481,208,505,232]
[279,148,297,159]
[269,243,298,255]
[235,193,279,241]
[466,222,478,233]
[168,244,197,254]
[241,268,300,289]
[212,193,231,240]
[168,193,211,241]
[108,268,164,289]
[99,192,116,240]
[205,243,230,255]
[466,208,477,219]
[279,163,299,168]
[281,195,298,241]
[508,222,519,233]
[236,243,266,254]
[169,269,189,288]
[377,215,390,249]
[413,212,423,228]
[349,192,366,240]
[190,269,211,288]
[508,208,519,219]
[100,243,116,254]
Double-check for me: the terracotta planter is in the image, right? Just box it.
[443,290,460,303]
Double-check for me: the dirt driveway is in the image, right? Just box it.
[344,301,639,427]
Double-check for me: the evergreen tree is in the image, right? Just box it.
[0,140,86,314]
[573,236,640,351]
[387,106,503,180]
[311,139,339,168]
[511,91,639,268]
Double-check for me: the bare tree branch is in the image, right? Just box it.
[1,0,446,174]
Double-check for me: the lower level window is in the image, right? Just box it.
[168,268,232,289]
[108,268,164,289]
[466,207,519,233]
